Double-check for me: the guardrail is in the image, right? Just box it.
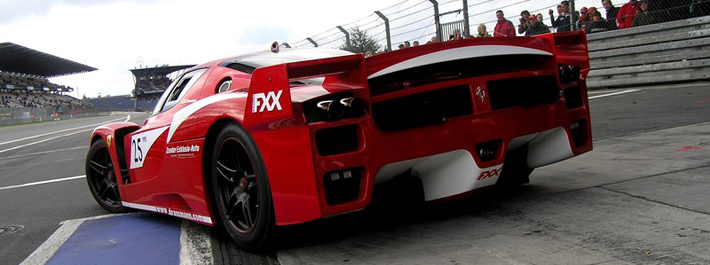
[0,107,112,126]
[586,16,710,88]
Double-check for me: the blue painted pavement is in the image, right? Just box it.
[46,212,182,265]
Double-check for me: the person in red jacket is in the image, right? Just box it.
[617,0,639,29]
[494,10,516,37]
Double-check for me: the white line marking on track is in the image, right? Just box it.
[0,146,86,160]
[589,89,640,100]
[0,116,127,147]
[0,128,95,155]
[180,220,214,265]
[0,175,85,191]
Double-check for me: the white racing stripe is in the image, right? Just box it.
[0,175,85,191]
[368,45,553,79]
[0,116,128,146]
[168,93,245,143]
[589,89,640,100]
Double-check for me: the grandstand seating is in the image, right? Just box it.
[0,92,87,109]
[82,95,159,111]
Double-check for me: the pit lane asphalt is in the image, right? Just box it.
[1,82,710,264]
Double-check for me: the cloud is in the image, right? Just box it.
[0,0,167,23]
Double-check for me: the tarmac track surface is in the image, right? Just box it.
[1,82,710,264]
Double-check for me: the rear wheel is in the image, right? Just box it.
[86,139,128,213]
[211,124,274,251]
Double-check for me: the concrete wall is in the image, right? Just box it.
[586,16,710,88]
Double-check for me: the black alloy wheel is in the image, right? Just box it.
[211,124,273,251]
[86,139,127,213]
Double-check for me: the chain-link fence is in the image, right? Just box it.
[286,0,710,53]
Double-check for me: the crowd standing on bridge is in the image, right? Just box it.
[393,0,710,50]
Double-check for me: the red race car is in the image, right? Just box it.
[86,31,592,250]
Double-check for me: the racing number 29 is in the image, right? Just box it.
[132,137,144,163]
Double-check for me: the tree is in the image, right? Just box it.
[340,27,382,54]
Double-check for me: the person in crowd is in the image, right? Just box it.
[602,0,620,30]
[528,14,552,35]
[404,41,411,48]
[518,10,533,36]
[476,23,492,37]
[494,10,516,37]
[398,43,405,50]
[587,10,611,33]
[550,1,573,32]
[430,36,438,43]
[578,7,592,31]
[633,0,656,26]
[537,13,544,22]
[617,0,639,29]
[452,29,464,40]
[413,40,420,46]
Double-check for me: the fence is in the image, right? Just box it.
[286,0,709,52]
[0,107,113,126]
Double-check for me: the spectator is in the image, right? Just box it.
[578,7,591,31]
[453,29,464,40]
[633,0,655,26]
[413,40,420,46]
[430,36,438,43]
[617,0,639,29]
[404,41,411,48]
[398,43,405,50]
[494,10,516,37]
[537,13,544,22]
[550,1,573,32]
[476,23,492,37]
[529,14,552,35]
[602,0,620,30]
[587,10,611,33]
[518,10,534,36]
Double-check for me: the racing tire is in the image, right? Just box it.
[211,124,274,251]
[86,139,128,213]
[496,145,534,186]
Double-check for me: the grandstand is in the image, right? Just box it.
[128,65,194,110]
[0,42,95,110]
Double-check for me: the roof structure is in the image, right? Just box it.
[0,42,97,77]
[130,65,195,77]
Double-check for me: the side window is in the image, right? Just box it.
[153,68,207,115]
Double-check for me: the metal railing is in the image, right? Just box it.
[287,0,709,53]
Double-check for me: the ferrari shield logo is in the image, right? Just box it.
[476,86,486,102]
[106,134,112,148]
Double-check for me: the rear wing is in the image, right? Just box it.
[539,31,591,79]
[242,53,366,128]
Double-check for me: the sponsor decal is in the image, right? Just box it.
[476,86,486,102]
[166,144,200,156]
[106,134,112,148]
[180,99,197,104]
[252,90,283,113]
[477,167,502,180]
[122,202,212,224]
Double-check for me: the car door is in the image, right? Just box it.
[121,68,209,208]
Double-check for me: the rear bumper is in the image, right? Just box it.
[309,78,592,218]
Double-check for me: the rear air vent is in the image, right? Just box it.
[372,85,473,132]
[486,76,560,110]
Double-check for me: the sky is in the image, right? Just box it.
[0,0,604,98]
[0,0,407,98]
